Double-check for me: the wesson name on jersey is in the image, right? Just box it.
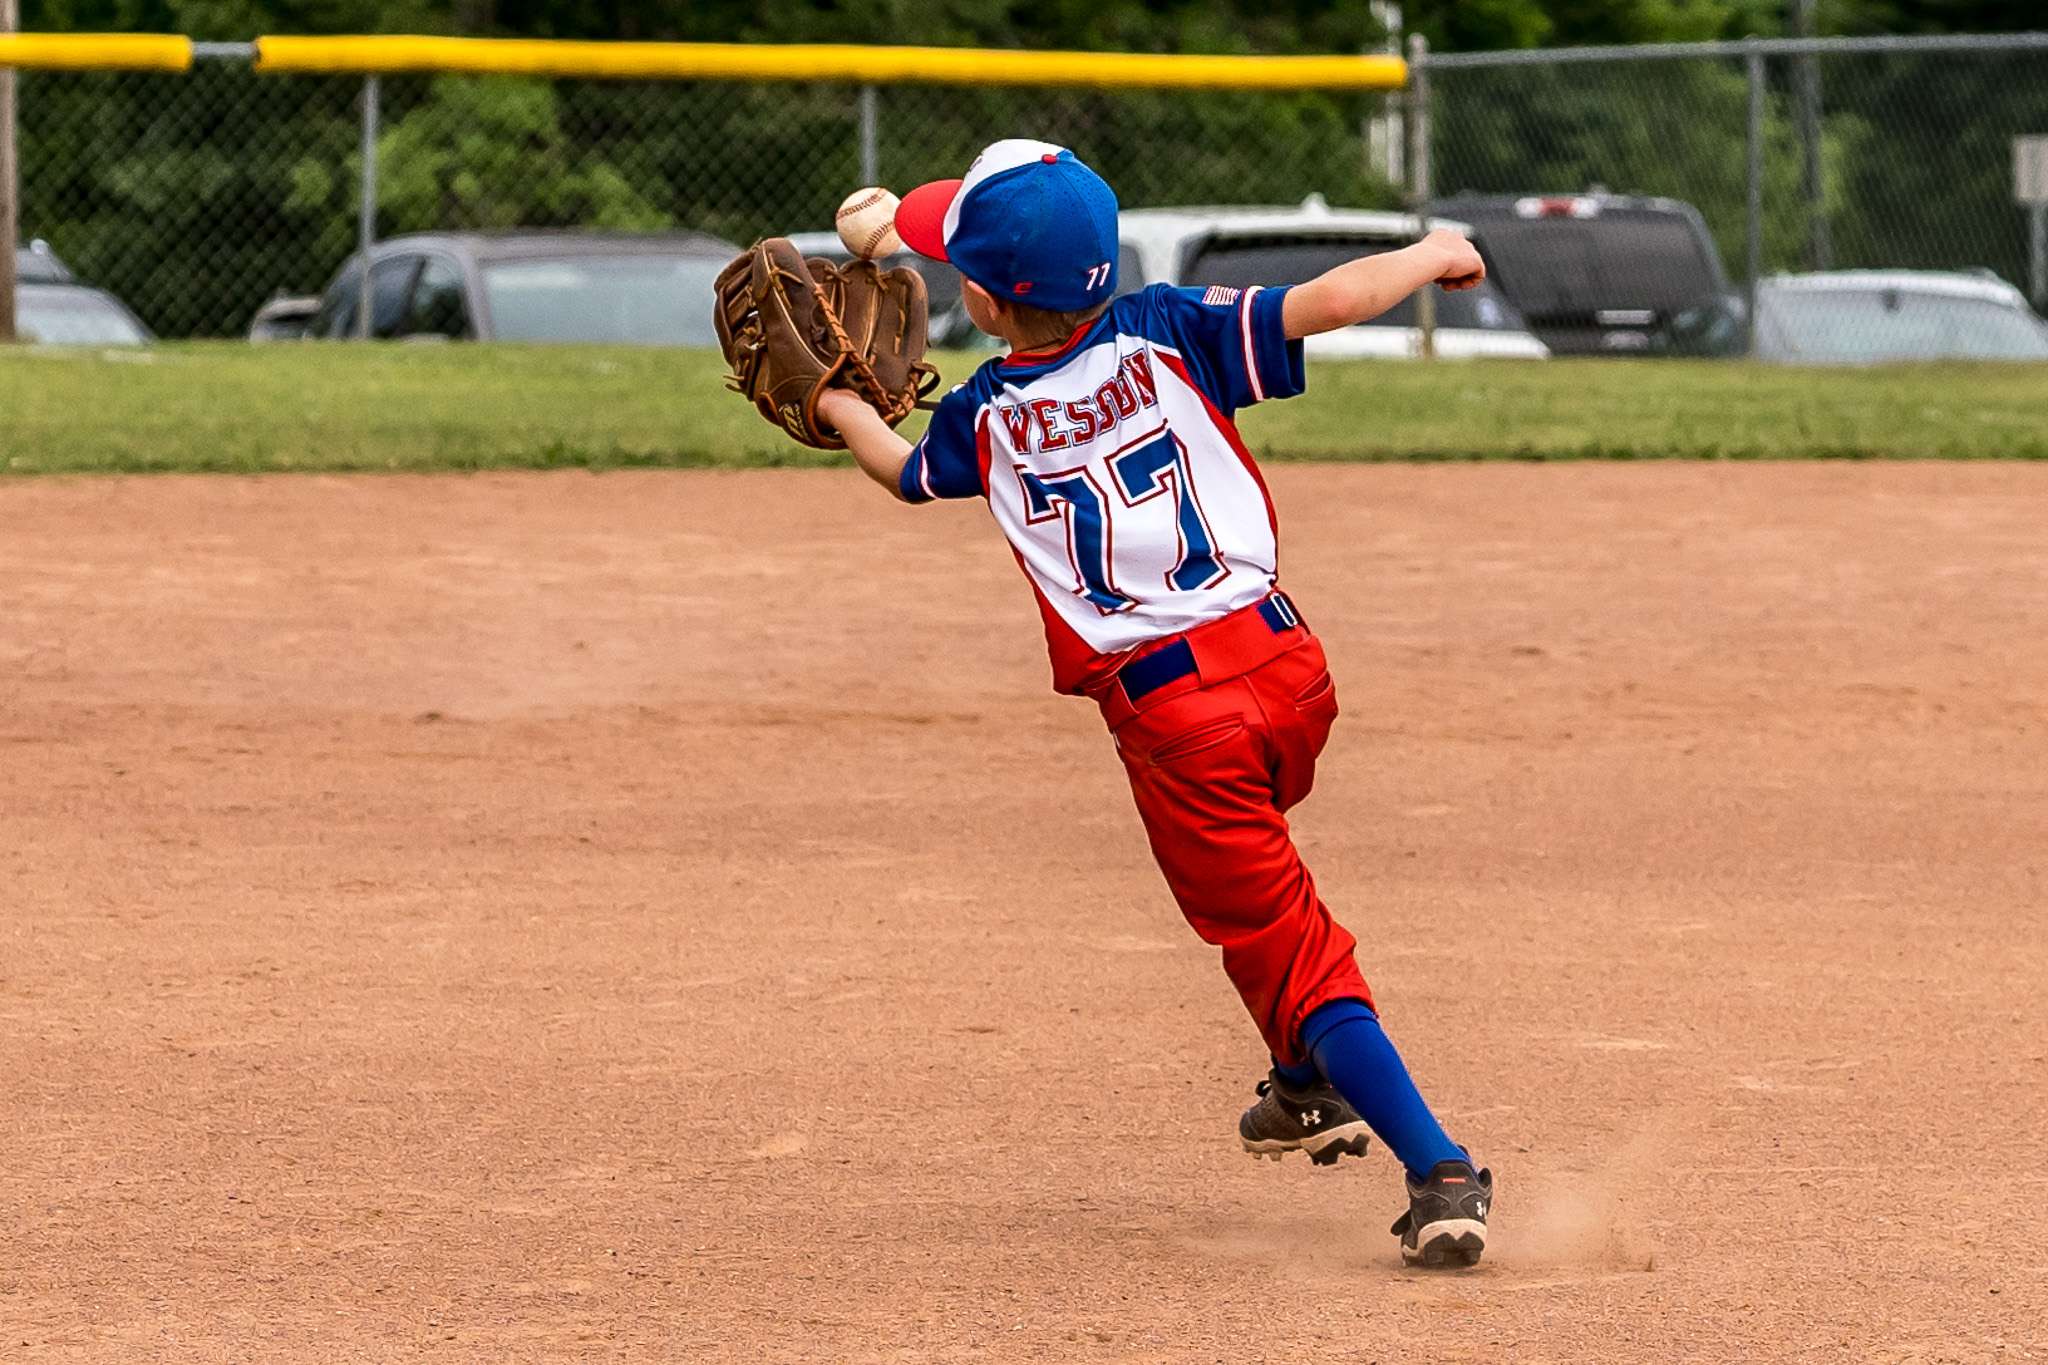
[995,351,1159,457]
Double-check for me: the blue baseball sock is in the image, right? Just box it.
[1271,1056,1321,1089]
[1301,999,1466,1181]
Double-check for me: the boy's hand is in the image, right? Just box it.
[816,388,869,435]
[1283,231,1488,339]
[817,388,919,501]
[1425,228,1486,292]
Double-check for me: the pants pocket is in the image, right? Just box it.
[1292,669,1337,710]
[1144,715,1250,766]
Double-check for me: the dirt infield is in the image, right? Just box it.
[4,464,2044,1362]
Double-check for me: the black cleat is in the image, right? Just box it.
[1391,1159,1493,1267]
[1238,1070,1372,1166]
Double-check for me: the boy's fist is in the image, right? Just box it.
[1425,229,1486,292]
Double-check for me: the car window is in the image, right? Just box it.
[1757,287,2048,363]
[1182,234,1526,331]
[402,256,469,338]
[311,256,422,338]
[480,254,728,345]
[16,287,149,345]
[312,258,362,338]
[1464,210,1721,316]
[367,256,421,339]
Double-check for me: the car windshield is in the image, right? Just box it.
[1757,286,2048,363]
[16,287,148,344]
[481,254,727,345]
[15,247,74,284]
[1462,210,1721,316]
[1182,235,1526,330]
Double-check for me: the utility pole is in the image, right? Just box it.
[1407,31,1435,360]
[1,0,19,343]
[1791,0,1831,270]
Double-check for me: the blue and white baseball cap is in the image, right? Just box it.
[894,139,1119,312]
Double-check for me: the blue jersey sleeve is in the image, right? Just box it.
[898,385,985,503]
[1152,283,1306,415]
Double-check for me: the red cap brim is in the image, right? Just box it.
[894,179,962,262]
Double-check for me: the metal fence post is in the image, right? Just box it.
[2031,204,2047,310]
[356,73,378,340]
[1406,32,1435,360]
[0,0,18,344]
[1744,43,1765,357]
[1791,0,1830,269]
[857,84,878,187]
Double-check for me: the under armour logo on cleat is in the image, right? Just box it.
[1301,1108,1322,1127]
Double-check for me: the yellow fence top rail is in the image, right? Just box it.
[0,33,194,71]
[0,31,1406,88]
[253,35,1407,89]
[0,33,1404,87]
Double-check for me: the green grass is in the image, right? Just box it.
[3,342,2045,475]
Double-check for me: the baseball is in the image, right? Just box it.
[836,186,902,259]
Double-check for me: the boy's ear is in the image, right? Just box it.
[962,278,1006,318]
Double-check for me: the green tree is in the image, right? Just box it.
[371,77,669,231]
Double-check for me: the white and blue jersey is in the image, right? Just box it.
[902,282,1305,693]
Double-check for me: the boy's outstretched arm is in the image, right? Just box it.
[1282,228,1487,340]
[816,390,915,501]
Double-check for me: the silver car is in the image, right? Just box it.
[11,242,151,346]
[1755,270,2048,364]
[297,230,742,345]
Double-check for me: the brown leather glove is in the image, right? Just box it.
[713,238,941,450]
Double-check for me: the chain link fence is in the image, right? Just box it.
[1418,33,2048,360]
[8,55,1403,339]
[6,33,2048,356]
[16,66,360,337]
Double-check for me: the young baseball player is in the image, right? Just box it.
[816,140,1494,1268]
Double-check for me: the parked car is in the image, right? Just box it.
[295,230,741,345]
[247,293,320,342]
[13,284,153,345]
[15,240,75,284]
[783,231,979,347]
[1754,270,2048,364]
[1425,191,1742,356]
[11,241,151,345]
[1119,199,1550,360]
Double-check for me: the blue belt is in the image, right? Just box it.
[1118,592,1304,705]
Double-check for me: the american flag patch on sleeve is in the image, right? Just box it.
[1201,285,1242,306]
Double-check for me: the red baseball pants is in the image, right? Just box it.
[1105,629,1374,1066]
